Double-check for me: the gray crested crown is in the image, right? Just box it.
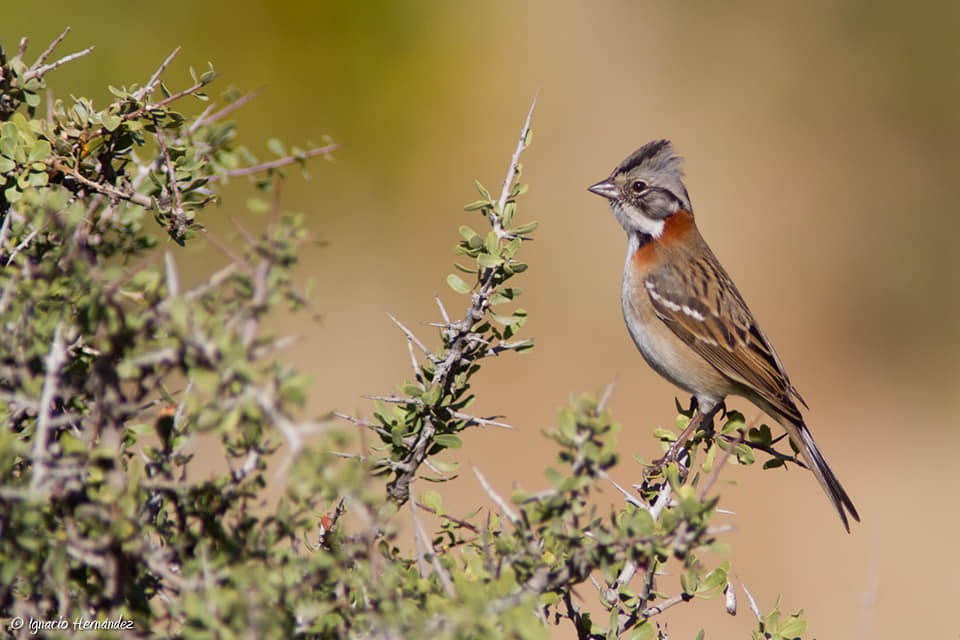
[611,139,692,215]
[615,139,684,181]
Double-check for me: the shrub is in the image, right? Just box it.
[0,30,810,639]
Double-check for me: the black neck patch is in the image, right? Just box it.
[633,230,653,250]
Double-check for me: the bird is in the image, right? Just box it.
[587,140,859,531]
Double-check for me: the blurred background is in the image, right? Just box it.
[5,2,959,637]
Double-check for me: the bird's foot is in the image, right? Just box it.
[643,399,724,483]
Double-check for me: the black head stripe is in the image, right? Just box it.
[615,140,675,175]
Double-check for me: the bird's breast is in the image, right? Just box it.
[620,237,732,399]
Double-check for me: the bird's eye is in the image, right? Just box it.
[631,180,648,193]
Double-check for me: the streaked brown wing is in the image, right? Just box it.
[644,260,805,422]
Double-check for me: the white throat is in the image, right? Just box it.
[632,215,665,238]
[611,201,665,238]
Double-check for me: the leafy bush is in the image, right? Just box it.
[0,30,811,639]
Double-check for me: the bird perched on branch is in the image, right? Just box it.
[588,140,859,531]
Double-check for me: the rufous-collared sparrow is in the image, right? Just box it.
[588,140,859,531]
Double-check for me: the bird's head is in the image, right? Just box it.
[588,139,692,238]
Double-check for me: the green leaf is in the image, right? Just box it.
[420,490,443,512]
[458,225,478,241]
[477,253,502,269]
[485,231,499,255]
[475,180,491,200]
[453,262,477,274]
[734,443,755,465]
[420,384,441,405]
[652,428,676,442]
[267,138,286,156]
[73,102,89,122]
[490,309,527,327]
[510,338,534,352]
[446,273,471,294]
[433,434,462,449]
[696,562,729,599]
[664,462,682,487]
[27,139,51,162]
[27,171,48,187]
[501,237,522,259]
[428,458,459,473]
[630,622,655,640]
[778,615,807,638]
[489,288,520,305]
[101,114,122,132]
[748,424,772,446]
[400,383,423,397]
[722,410,746,434]
[502,201,516,225]
[511,220,539,235]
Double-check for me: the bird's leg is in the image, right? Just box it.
[639,399,724,500]
[661,398,724,465]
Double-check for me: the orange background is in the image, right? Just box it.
[5,3,960,637]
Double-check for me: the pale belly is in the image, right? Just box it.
[622,296,701,393]
[621,264,732,403]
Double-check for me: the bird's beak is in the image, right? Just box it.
[587,179,618,200]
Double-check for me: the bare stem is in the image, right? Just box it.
[212,143,340,180]
[191,88,262,132]
[155,125,187,237]
[30,27,70,70]
[27,47,95,81]
[124,78,205,122]
[473,466,520,524]
[495,94,537,230]
[54,160,153,208]
[135,47,182,101]
[30,322,67,491]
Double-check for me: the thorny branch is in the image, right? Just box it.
[29,321,66,492]
[22,28,94,81]
[379,98,537,506]
[4,41,337,232]
[212,143,340,180]
[135,46,181,101]
[0,34,346,626]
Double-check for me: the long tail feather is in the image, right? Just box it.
[782,419,860,532]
